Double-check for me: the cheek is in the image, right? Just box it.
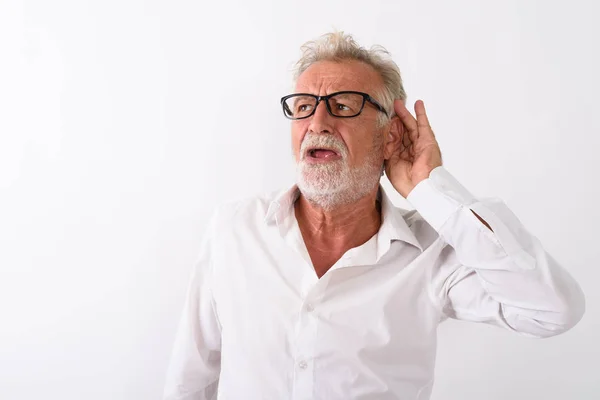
[348,144,369,164]
[291,123,305,159]
[340,127,372,161]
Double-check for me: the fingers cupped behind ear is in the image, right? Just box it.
[394,100,418,136]
[414,100,432,129]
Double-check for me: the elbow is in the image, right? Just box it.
[505,283,586,339]
[525,288,586,339]
[554,284,586,336]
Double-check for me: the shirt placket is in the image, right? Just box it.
[291,271,325,400]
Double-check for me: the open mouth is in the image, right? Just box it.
[306,148,341,160]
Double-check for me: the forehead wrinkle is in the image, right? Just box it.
[295,73,345,95]
[295,61,380,96]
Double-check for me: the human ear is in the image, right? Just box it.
[383,116,403,161]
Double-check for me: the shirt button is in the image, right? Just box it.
[298,360,308,370]
[306,303,314,312]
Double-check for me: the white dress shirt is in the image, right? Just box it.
[163,166,585,400]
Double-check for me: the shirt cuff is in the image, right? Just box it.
[406,166,477,231]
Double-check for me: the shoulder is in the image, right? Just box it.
[209,188,283,229]
[402,208,442,251]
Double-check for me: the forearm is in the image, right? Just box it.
[471,209,492,231]
[408,166,585,337]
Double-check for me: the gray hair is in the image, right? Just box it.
[293,31,406,126]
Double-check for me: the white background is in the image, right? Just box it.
[1,0,598,399]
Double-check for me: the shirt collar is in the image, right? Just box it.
[264,183,423,253]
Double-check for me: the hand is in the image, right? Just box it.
[384,99,443,198]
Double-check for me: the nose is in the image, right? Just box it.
[307,99,335,134]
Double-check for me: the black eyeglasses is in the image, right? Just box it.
[280,91,389,120]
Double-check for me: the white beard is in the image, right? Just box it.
[295,133,384,210]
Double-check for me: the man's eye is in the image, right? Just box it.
[336,103,350,111]
[298,104,312,112]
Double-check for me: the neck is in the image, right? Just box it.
[294,186,382,251]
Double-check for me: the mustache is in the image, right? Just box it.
[299,134,347,158]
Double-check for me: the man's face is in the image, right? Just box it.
[291,60,390,208]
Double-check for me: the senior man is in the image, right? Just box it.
[163,32,585,400]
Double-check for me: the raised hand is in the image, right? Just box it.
[384,99,443,198]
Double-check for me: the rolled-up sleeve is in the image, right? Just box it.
[163,212,222,400]
[407,166,586,338]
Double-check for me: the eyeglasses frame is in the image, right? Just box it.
[280,90,389,120]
